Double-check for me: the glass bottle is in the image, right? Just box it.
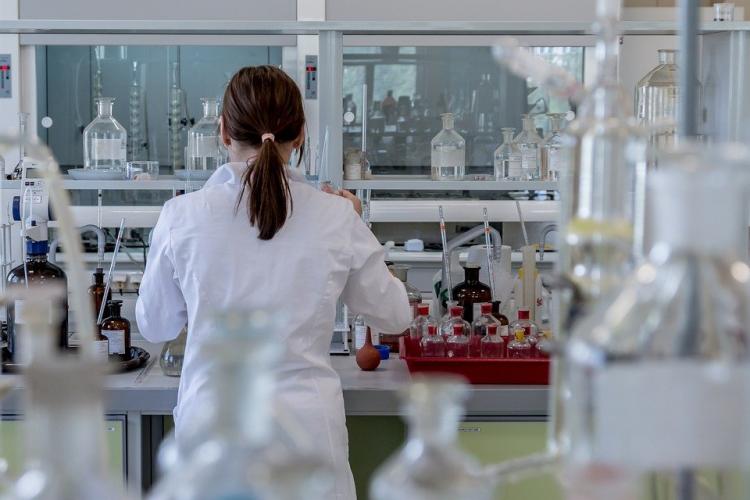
[542,113,568,181]
[510,308,540,357]
[507,329,531,359]
[446,323,469,358]
[480,323,504,359]
[83,97,127,172]
[470,302,500,357]
[4,239,68,366]
[159,326,187,377]
[431,113,466,181]
[563,151,750,500]
[420,324,446,358]
[452,265,492,323]
[382,264,422,353]
[352,314,368,352]
[515,114,543,180]
[88,267,111,321]
[494,127,522,180]
[100,300,130,362]
[439,305,470,342]
[148,310,331,500]
[187,97,222,172]
[370,375,493,500]
[409,303,437,354]
[636,49,678,151]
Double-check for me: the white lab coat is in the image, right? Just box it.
[136,162,411,500]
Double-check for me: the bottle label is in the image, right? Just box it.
[102,329,126,355]
[507,157,522,178]
[590,362,750,468]
[354,324,367,351]
[94,339,110,362]
[92,138,126,161]
[14,300,54,325]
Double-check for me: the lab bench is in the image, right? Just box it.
[0,341,552,498]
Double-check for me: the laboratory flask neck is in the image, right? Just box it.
[658,49,677,65]
[201,97,219,119]
[463,265,481,284]
[402,379,467,446]
[441,113,455,130]
[501,128,515,143]
[95,98,114,118]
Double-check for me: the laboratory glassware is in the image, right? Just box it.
[431,113,466,181]
[5,240,68,365]
[563,149,750,500]
[187,97,222,172]
[88,267,110,322]
[126,160,159,180]
[714,2,735,20]
[452,265,492,322]
[353,314,367,351]
[128,60,148,161]
[383,264,422,352]
[420,324,446,358]
[510,308,540,357]
[100,300,130,361]
[356,327,381,371]
[515,114,543,180]
[370,375,493,500]
[148,309,332,500]
[11,112,29,179]
[636,49,679,151]
[446,323,469,358]
[494,127,522,180]
[439,305,471,341]
[507,329,531,359]
[481,323,504,358]
[160,326,187,377]
[168,60,188,171]
[471,302,501,357]
[409,303,437,354]
[542,113,568,181]
[83,97,127,172]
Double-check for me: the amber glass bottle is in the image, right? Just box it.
[88,267,111,320]
[100,300,131,362]
[4,239,68,365]
[452,265,492,322]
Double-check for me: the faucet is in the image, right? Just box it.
[441,224,502,296]
[539,224,558,262]
[49,224,106,267]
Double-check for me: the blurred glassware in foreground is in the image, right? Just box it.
[148,309,331,500]
[563,146,750,500]
[370,375,494,500]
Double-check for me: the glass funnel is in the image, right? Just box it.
[187,97,222,172]
[494,127,522,180]
[431,113,466,181]
[563,148,750,500]
[159,325,187,377]
[83,97,127,172]
[148,309,331,500]
[515,114,543,180]
[370,375,494,500]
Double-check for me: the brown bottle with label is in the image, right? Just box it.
[451,264,492,323]
[4,239,68,366]
[99,300,131,362]
[88,267,111,321]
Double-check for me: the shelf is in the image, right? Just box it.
[368,199,559,222]
[1,176,207,191]
[342,177,558,191]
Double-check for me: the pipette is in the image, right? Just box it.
[483,207,497,302]
[515,200,529,247]
[439,206,453,302]
[97,218,125,325]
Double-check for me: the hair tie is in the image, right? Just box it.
[261,133,275,143]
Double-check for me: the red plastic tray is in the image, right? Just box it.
[398,337,549,385]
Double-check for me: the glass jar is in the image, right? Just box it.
[83,97,127,172]
[187,97,222,173]
[563,149,750,499]
[370,375,493,500]
[494,127,522,180]
[636,49,679,151]
[470,302,501,358]
[446,323,469,358]
[514,114,543,180]
[420,324,446,358]
[408,303,437,355]
[542,113,568,181]
[431,113,466,181]
[452,265,492,323]
[507,329,531,359]
[439,305,471,341]
[509,308,541,357]
[160,326,187,377]
[480,323,504,358]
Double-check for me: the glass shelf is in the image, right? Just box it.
[342,177,557,191]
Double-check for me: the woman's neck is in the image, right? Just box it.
[228,141,294,165]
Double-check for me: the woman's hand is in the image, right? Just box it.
[322,184,363,216]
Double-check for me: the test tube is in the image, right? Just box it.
[483,207,497,302]
[439,206,453,302]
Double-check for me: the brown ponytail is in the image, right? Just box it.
[222,66,305,240]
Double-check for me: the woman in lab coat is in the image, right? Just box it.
[136,66,412,500]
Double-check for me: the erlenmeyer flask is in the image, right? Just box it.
[370,375,494,500]
[148,309,331,500]
[159,325,187,377]
[563,146,750,499]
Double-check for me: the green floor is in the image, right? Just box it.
[347,417,562,500]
